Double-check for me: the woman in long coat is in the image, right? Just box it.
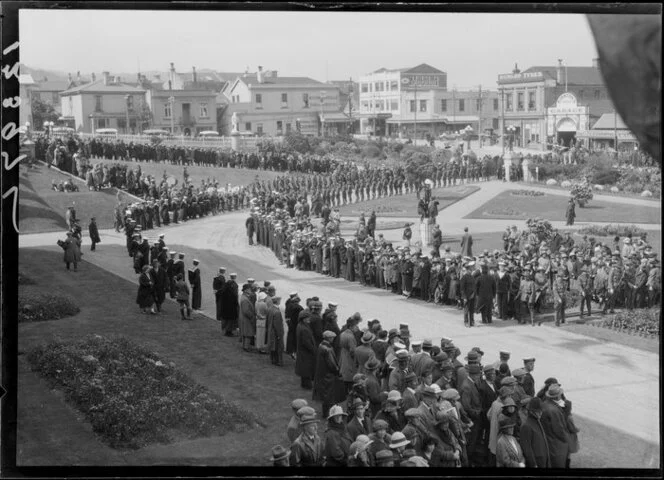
[313,332,340,417]
[219,278,239,336]
[295,316,316,389]
[61,232,82,271]
[136,265,155,314]
[239,286,257,351]
[266,296,285,366]
[285,297,304,357]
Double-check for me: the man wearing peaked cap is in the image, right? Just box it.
[522,357,536,397]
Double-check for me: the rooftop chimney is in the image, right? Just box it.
[557,59,563,84]
[512,63,520,74]
[592,57,599,69]
[102,71,110,86]
[77,71,81,82]
[91,73,96,82]
[192,66,197,84]
[257,65,264,84]
[68,73,73,83]
[170,62,175,72]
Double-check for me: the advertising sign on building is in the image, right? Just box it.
[546,93,589,136]
[401,73,446,90]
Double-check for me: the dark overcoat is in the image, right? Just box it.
[312,340,339,403]
[136,272,154,308]
[295,320,316,379]
[219,280,239,321]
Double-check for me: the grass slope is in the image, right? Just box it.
[464,190,661,224]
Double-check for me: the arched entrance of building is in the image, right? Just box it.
[556,117,577,147]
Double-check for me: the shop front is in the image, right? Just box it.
[546,93,589,148]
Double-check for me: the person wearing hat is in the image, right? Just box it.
[59,230,82,272]
[373,389,406,434]
[431,411,464,467]
[266,295,285,365]
[363,358,383,418]
[285,292,304,359]
[87,217,101,252]
[576,264,594,317]
[323,404,352,466]
[212,268,226,322]
[339,315,361,395]
[522,358,536,397]
[289,412,324,467]
[295,309,317,390]
[607,255,624,314]
[347,434,375,467]
[539,384,570,468]
[219,273,240,336]
[459,363,483,467]
[312,331,340,417]
[551,269,567,327]
[415,385,439,433]
[374,448,395,467]
[269,444,291,466]
[646,257,661,308]
[593,259,610,314]
[355,331,377,375]
[495,414,526,467]
[459,262,476,327]
[519,397,551,468]
[347,396,373,441]
[388,431,411,466]
[400,372,419,411]
[401,408,430,456]
[238,281,257,352]
[287,400,309,443]
[388,350,412,394]
[460,226,473,257]
[476,263,497,325]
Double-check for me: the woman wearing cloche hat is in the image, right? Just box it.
[323,404,352,467]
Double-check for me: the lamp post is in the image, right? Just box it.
[169,96,175,135]
[44,120,53,137]
[464,125,473,151]
[124,95,131,135]
[507,125,516,152]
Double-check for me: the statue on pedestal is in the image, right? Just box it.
[231,112,239,134]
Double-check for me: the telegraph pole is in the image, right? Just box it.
[414,83,417,142]
[500,87,505,156]
[478,84,482,148]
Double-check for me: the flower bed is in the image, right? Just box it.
[485,207,525,217]
[18,291,80,323]
[510,189,545,197]
[27,335,261,449]
[591,308,660,338]
[577,224,647,238]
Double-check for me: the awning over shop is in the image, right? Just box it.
[386,117,448,124]
[576,130,637,141]
[359,112,392,119]
[443,115,479,124]
[320,112,358,123]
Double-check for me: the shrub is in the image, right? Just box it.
[560,180,572,188]
[546,179,558,185]
[18,292,80,323]
[591,169,621,185]
[361,144,381,158]
[641,190,653,197]
[525,217,556,243]
[610,186,620,193]
[486,207,525,217]
[598,308,660,337]
[594,184,604,191]
[27,335,261,449]
[577,224,647,238]
[570,181,594,206]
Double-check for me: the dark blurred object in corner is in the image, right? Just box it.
[587,14,661,164]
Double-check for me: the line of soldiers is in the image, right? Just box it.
[273,327,579,468]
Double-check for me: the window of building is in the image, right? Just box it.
[441,99,447,112]
[375,82,382,92]
[302,93,309,108]
[476,99,481,111]
[200,103,208,118]
[517,92,524,111]
[164,102,171,118]
[369,83,373,92]
[286,123,292,134]
[594,89,600,99]
[361,83,368,93]
[255,93,262,107]
[390,100,399,111]
[68,97,73,112]
[95,95,103,112]
[281,93,288,107]
[492,118,499,130]
[126,95,134,110]
[506,93,513,111]
[97,118,107,129]
[53,92,60,103]
[493,98,499,111]
[390,80,399,91]
[256,123,263,135]
[528,91,536,110]
[375,100,383,111]
[245,122,251,131]
[276,120,283,134]
[458,99,465,112]
[361,101,369,111]
[419,100,427,112]
[410,100,416,113]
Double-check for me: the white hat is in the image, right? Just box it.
[289,291,298,297]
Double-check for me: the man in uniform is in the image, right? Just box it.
[188,259,202,312]
[213,267,226,321]
[552,270,567,326]
[522,357,536,397]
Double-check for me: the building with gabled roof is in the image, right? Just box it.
[220,66,340,136]
[19,73,37,126]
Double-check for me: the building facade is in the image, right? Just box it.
[575,112,638,150]
[497,59,616,149]
[59,72,146,133]
[220,67,340,137]
[19,74,36,127]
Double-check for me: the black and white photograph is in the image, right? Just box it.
[3,2,661,474]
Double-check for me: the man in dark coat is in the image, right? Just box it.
[313,331,341,417]
[460,364,484,467]
[295,315,316,389]
[522,357,536,397]
[460,263,476,327]
[286,294,304,358]
[172,252,186,297]
[565,198,576,226]
[520,397,551,468]
[539,384,570,468]
[495,262,511,320]
[475,264,497,324]
[136,265,155,314]
[460,227,473,257]
[220,273,240,336]
[88,217,101,251]
[166,251,176,298]
[246,215,256,245]
[267,296,285,366]
[188,259,202,311]
[149,259,168,313]
[213,267,226,321]
[239,283,257,351]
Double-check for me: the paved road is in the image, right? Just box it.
[20,188,660,448]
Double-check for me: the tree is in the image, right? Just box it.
[31,97,59,129]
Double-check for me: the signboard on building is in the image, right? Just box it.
[401,73,446,90]
[576,130,637,140]
[498,71,544,84]
[546,93,589,136]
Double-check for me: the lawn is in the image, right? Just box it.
[464,189,661,224]
[337,184,481,219]
[17,247,305,466]
[19,164,121,234]
[90,157,282,189]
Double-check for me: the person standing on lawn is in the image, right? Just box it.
[213,267,226,321]
[577,266,593,317]
[88,217,101,251]
[460,262,476,327]
[460,227,473,257]
[137,264,156,315]
[552,271,567,326]
[565,198,576,226]
[267,296,285,366]
[60,231,82,271]
[188,259,202,311]
[220,273,240,336]
[150,259,168,314]
[475,263,496,325]
[239,283,257,352]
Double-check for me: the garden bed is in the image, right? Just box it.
[18,290,80,323]
[587,308,660,339]
[576,224,648,238]
[27,335,262,450]
[510,189,545,197]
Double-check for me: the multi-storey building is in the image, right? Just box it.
[220,67,340,136]
[497,59,615,149]
[19,73,36,127]
[59,72,146,133]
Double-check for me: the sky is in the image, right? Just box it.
[20,9,599,89]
